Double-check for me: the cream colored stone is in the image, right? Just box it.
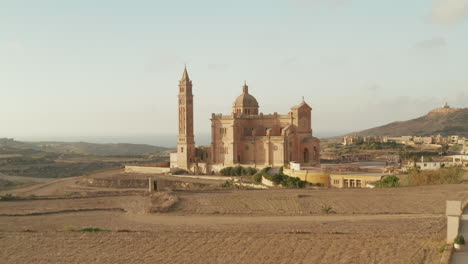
[447,215,460,243]
[447,200,463,216]
[125,166,171,174]
[173,68,320,172]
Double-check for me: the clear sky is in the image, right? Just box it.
[1,0,467,146]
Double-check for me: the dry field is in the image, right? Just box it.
[1,170,467,264]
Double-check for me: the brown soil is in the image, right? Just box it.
[1,170,467,264]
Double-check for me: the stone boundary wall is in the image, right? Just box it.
[125,166,171,174]
[80,177,148,188]
[444,197,468,262]
[80,177,210,190]
[283,168,329,187]
[446,198,468,243]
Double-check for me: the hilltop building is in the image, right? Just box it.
[171,67,320,173]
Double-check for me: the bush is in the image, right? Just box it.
[321,204,335,214]
[0,193,19,201]
[220,166,257,176]
[79,228,110,233]
[375,175,400,188]
[245,167,257,176]
[454,235,465,245]
[252,173,262,184]
[257,167,308,188]
[220,167,232,176]
[220,180,234,188]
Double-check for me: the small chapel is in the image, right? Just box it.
[170,67,320,173]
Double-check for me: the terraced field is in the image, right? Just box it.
[1,170,467,264]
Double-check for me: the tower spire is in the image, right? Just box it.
[181,65,190,82]
[243,81,248,94]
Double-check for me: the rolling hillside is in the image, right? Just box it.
[0,138,171,156]
[348,107,468,137]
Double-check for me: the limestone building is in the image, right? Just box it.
[171,67,320,173]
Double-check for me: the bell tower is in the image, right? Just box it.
[177,66,195,170]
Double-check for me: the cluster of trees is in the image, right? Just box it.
[219,166,257,176]
[375,175,400,188]
[356,142,401,150]
[252,167,309,188]
[397,151,440,163]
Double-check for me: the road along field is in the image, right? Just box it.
[1,171,467,264]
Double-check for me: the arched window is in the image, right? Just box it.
[303,148,309,163]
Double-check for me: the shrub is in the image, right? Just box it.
[280,176,306,188]
[252,173,262,184]
[375,175,400,188]
[220,167,232,176]
[321,204,335,214]
[438,244,446,253]
[220,180,234,188]
[245,167,257,176]
[266,167,308,188]
[0,193,19,201]
[220,166,257,176]
[233,166,243,176]
[79,228,110,233]
[454,235,465,245]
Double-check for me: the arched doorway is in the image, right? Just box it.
[303,148,309,163]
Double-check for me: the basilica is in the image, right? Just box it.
[171,67,320,173]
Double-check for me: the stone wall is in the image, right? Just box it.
[80,176,211,190]
[283,168,329,186]
[446,199,468,243]
[124,166,172,174]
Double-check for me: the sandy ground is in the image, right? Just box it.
[1,170,467,264]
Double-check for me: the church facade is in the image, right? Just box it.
[172,67,320,173]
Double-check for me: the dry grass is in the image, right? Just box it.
[401,167,464,186]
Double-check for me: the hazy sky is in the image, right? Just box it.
[1,0,468,144]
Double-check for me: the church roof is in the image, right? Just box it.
[233,82,259,108]
[291,97,312,110]
[302,136,319,143]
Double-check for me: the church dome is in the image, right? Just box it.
[233,83,258,107]
[233,92,259,108]
[232,82,259,115]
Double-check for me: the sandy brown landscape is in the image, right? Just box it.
[1,169,467,264]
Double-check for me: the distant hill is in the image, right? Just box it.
[0,138,171,156]
[347,107,468,137]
